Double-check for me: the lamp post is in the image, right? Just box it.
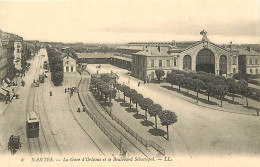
[127,71,131,84]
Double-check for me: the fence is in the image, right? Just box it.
[101,99,165,155]
[79,76,165,156]
[77,78,127,154]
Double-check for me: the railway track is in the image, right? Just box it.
[78,73,151,157]
[37,83,62,155]
[26,55,42,155]
[26,52,61,155]
[66,97,105,156]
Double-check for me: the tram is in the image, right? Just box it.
[39,74,45,83]
[26,111,39,138]
[43,61,48,70]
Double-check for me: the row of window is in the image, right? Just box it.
[151,59,177,68]
[249,58,259,65]
[249,68,259,74]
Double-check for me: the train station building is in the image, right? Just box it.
[118,31,260,81]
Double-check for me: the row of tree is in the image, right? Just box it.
[166,69,252,107]
[114,83,177,140]
[90,73,177,140]
[46,45,64,86]
[90,74,117,103]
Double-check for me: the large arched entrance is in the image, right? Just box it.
[183,55,192,70]
[196,49,215,74]
[219,55,227,75]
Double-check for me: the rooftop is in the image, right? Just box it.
[133,50,171,57]
[76,52,112,59]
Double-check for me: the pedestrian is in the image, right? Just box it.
[65,88,67,93]
[49,91,52,96]
[138,82,140,86]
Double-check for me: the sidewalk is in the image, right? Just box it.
[0,74,26,115]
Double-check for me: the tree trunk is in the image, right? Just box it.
[145,109,147,121]
[155,116,157,129]
[166,125,169,140]
[232,93,234,102]
[179,85,180,91]
[196,91,199,103]
[130,97,132,108]
[123,95,125,103]
[208,92,210,101]
[220,97,223,107]
[246,96,248,107]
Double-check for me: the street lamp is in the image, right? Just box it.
[127,71,131,84]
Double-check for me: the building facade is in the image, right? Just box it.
[63,54,77,72]
[13,40,23,70]
[0,39,8,85]
[122,31,247,81]
[237,47,260,75]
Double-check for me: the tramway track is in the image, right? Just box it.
[37,83,62,155]
[78,74,149,157]
[66,97,105,156]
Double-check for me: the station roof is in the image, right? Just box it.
[76,52,132,62]
[76,53,111,59]
[133,50,171,57]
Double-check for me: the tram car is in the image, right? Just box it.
[39,74,45,83]
[43,61,48,70]
[26,111,39,138]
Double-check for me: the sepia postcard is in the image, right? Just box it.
[0,0,260,166]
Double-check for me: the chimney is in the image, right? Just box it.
[247,47,251,52]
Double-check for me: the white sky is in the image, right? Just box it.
[0,0,260,44]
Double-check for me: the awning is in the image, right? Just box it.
[0,88,8,96]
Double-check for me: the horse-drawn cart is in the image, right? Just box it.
[8,135,21,154]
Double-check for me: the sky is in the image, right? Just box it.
[0,0,260,44]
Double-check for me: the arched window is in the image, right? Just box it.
[219,55,227,75]
[196,49,215,73]
[250,69,253,74]
[183,55,192,70]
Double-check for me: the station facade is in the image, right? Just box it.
[62,53,77,72]
[118,31,259,81]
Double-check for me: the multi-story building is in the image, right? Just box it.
[13,37,23,70]
[0,29,24,82]
[0,39,8,85]
[237,47,260,75]
[118,31,260,81]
